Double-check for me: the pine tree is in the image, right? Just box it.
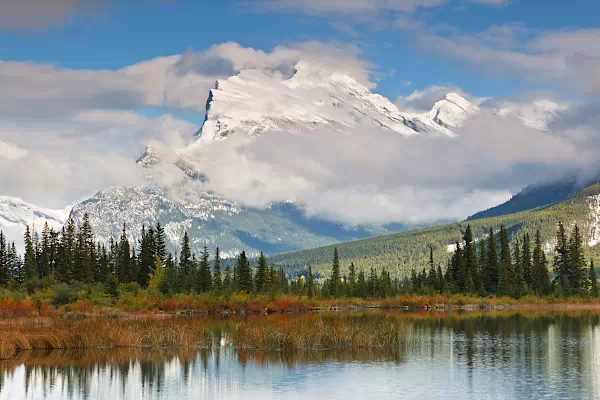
[138,225,156,288]
[23,226,37,282]
[553,222,570,292]
[179,232,192,292]
[497,225,513,297]
[307,265,314,298]
[450,242,465,292]
[356,270,366,298]
[212,247,222,291]
[532,230,551,295]
[117,224,134,283]
[7,242,21,284]
[106,273,119,298]
[155,221,167,262]
[463,226,479,290]
[568,224,586,295]
[589,260,599,297]
[329,248,341,296]
[255,252,268,293]
[197,244,212,292]
[0,231,7,287]
[522,233,533,289]
[513,240,526,298]
[348,262,357,296]
[485,228,499,294]
[161,254,177,295]
[237,251,253,293]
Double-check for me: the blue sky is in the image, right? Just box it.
[2,0,596,104]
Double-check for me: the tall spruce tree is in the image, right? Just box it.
[497,225,513,297]
[463,226,479,291]
[329,248,341,296]
[23,226,36,282]
[0,231,7,286]
[533,230,551,295]
[307,265,314,298]
[255,252,268,293]
[485,228,499,294]
[348,262,357,296]
[553,222,570,292]
[522,233,533,289]
[197,244,212,292]
[237,251,253,293]
[155,222,167,262]
[179,232,192,291]
[450,242,465,292]
[567,224,586,295]
[212,247,222,291]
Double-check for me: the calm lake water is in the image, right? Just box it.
[2,311,600,400]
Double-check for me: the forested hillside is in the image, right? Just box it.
[271,185,600,279]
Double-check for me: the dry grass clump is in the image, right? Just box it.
[0,317,213,359]
[232,314,405,351]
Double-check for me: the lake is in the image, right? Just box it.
[1,311,599,400]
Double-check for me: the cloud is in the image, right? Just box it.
[160,104,591,225]
[0,0,108,31]
[254,0,448,15]
[2,38,598,228]
[0,112,197,208]
[415,26,600,96]
[252,0,507,16]
[0,41,373,208]
[396,84,468,112]
[0,140,28,161]
[0,42,374,122]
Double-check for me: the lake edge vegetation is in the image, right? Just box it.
[0,215,598,317]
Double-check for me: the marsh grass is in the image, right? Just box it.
[0,317,214,359]
[1,309,599,360]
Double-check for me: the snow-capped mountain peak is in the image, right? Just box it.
[197,62,471,142]
[424,92,478,130]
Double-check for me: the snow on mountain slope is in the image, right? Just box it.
[197,61,469,141]
[0,196,72,251]
[492,99,565,131]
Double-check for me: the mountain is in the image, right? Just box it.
[69,62,559,257]
[197,61,474,141]
[0,196,72,252]
[468,175,600,221]
[70,63,477,256]
[270,184,600,279]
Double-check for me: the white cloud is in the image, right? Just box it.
[166,107,589,225]
[396,84,468,112]
[0,140,28,161]
[415,25,600,96]
[0,0,108,30]
[252,0,506,16]
[0,41,375,208]
[257,0,447,15]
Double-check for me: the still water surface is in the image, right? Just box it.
[2,311,600,400]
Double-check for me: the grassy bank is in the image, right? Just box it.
[2,292,600,321]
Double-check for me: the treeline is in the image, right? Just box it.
[0,216,597,301]
[409,224,598,298]
[0,215,313,298]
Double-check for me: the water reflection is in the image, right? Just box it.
[1,311,600,400]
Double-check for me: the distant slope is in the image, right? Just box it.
[271,185,600,279]
[468,176,599,220]
[0,196,72,252]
